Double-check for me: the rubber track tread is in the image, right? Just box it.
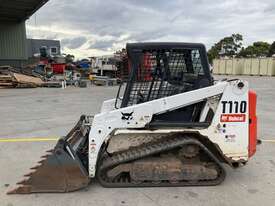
[97,135,226,187]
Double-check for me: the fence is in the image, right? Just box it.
[213,58,275,76]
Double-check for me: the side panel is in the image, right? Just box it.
[100,98,117,113]
[88,82,228,177]
[201,80,249,160]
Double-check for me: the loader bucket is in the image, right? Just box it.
[7,115,91,194]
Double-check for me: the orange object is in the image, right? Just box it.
[248,90,257,157]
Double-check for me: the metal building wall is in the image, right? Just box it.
[27,39,61,58]
[0,21,27,67]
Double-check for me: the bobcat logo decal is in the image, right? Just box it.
[121,111,134,120]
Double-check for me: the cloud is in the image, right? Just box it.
[26,0,275,58]
[61,37,87,49]
[89,40,115,51]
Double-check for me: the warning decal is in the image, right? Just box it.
[220,114,246,122]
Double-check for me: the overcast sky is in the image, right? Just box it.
[26,0,275,58]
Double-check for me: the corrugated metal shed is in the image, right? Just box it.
[0,0,48,66]
[0,22,27,60]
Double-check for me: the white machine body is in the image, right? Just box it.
[88,79,252,177]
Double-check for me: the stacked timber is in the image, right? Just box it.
[0,74,14,88]
[0,67,44,88]
[12,73,44,88]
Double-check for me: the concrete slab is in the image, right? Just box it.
[0,77,275,206]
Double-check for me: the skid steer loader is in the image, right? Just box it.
[8,42,258,194]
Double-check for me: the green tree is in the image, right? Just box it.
[238,46,254,57]
[64,54,75,63]
[221,33,243,56]
[268,41,275,57]
[207,33,243,63]
[238,41,270,57]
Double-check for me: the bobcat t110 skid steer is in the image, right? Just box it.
[8,42,258,194]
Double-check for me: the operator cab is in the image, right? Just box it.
[117,42,213,124]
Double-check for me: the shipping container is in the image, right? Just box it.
[212,57,275,76]
[259,58,269,76]
[251,58,260,75]
[243,58,251,75]
[212,59,220,74]
[225,59,233,74]
[219,59,226,74]
[232,58,243,75]
[271,58,275,76]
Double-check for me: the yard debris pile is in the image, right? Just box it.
[0,66,44,88]
[0,74,13,88]
[0,51,126,89]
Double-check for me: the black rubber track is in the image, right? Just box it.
[97,135,226,187]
